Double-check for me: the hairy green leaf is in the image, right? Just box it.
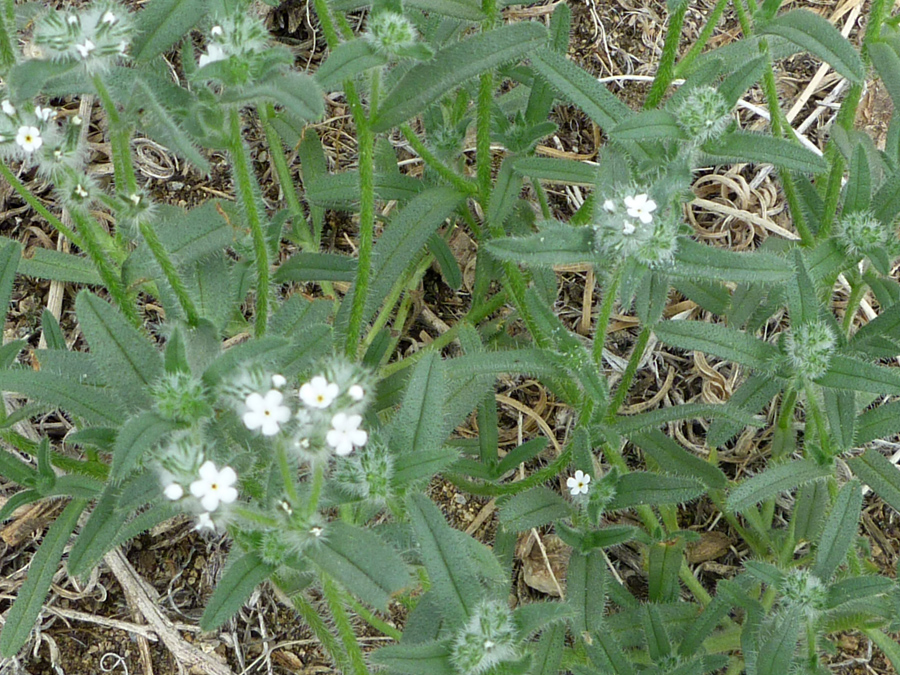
[486,223,595,267]
[608,473,705,510]
[727,459,831,512]
[200,551,275,631]
[814,479,861,580]
[131,0,206,62]
[654,320,779,370]
[703,131,828,173]
[499,487,571,532]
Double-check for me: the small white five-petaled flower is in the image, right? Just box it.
[74,184,89,199]
[75,39,96,59]
[243,389,291,436]
[163,482,184,500]
[15,126,42,153]
[34,106,53,122]
[299,376,339,409]
[348,384,365,401]
[624,194,657,224]
[190,461,238,512]
[1,100,14,116]
[567,470,591,496]
[198,44,227,68]
[326,413,367,456]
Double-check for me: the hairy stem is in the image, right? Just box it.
[645,0,689,109]
[321,575,370,675]
[138,219,200,326]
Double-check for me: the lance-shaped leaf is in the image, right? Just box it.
[814,479,862,580]
[221,72,324,122]
[702,131,828,173]
[445,348,564,383]
[631,430,727,490]
[0,499,87,657]
[529,623,565,675]
[871,42,900,111]
[708,374,782,447]
[816,355,900,395]
[586,627,636,675]
[274,252,356,283]
[200,551,275,631]
[844,142,872,214]
[511,157,598,185]
[642,603,673,660]
[608,473,705,510]
[856,400,900,446]
[610,109,688,142]
[823,388,855,453]
[332,0,485,20]
[614,402,761,437]
[370,641,455,675]
[727,459,831,512]
[654,320,779,370]
[648,537,685,603]
[792,479,829,543]
[671,238,793,284]
[679,581,740,657]
[0,368,124,426]
[827,576,895,610]
[316,39,388,91]
[76,291,163,410]
[848,448,900,514]
[390,353,446,456]
[111,412,180,481]
[851,299,900,348]
[499,487,571,532]
[785,249,820,325]
[67,488,129,579]
[372,22,547,132]
[567,549,607,634]
[131,0,207,63]
[486,223,595,267]
[407,493,481,626]
[0,242,20,318]
[306,521,411,610]
[760,9,864,83]
[753,606,802,675]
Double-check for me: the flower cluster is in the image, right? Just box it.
[164,459,239,533]
[195,13,283,83]
[363,11,431,61]
[594,188,679,268]
[835,210,888,259]
[675,85,732,143]
[0,98,59,163]
[451,600,518,675]
[33,1,133,72]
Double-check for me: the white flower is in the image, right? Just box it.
[210,25,223,37]
[72,115,83,126]
[243,389,291,436]
[348,384,365,401]
[299,376,339,409]
[129,192,141,205]
[75,39,96,59]
[271,374,287,388]
[74,184,89,198]
[67,14,79,25]
[310,526,323,537]
[101,10,117,24]
[602,199,616,214]
[326,413,368,456]
[194,512,216,532]
[566,470,591,496]
[622,220,636,236]
[15,126,42,153]
[1,100,14,116]
[624,193,657,224]
[189,461,238,512]
[34,106,53,122]
[163,483,184,500]
[198,44,227,68]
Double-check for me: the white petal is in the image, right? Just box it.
[190,480,208,498]
[218,466,237,487]
[349,429,368,447]
[201,493,220,512]
[326,429,343,448]
[602,199,616,213]
[198,461,218,482]
[195,513,215,531]
[348,384,365,401]
[164,483,183,500]
[582,473,591,484]
[334,439,354,456]
[218,485,238,504]
[1,100,14,116]
[245,392,265,411]
[243,410,263,430]
[263,389,284,407]
[272,374,287,388]
[261,418,281,436]
[566,476,577,489]
[638,212,653,224]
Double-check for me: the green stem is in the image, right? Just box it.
[841,275,867,337]
[399,124,478,196]
[321,575,370,675]
[606,326,652,420]
[592,265,621,368]
[344,86,376,357]
[476,71,494,206]
[362,255,430,351]
[137,219,200,326]
[346,595,402,641]
[289,591,350,671]
[305,461,325,517]
[0,162,85,251]
[277,443,299,504]
[260,104,313,247]
[69,209,140,327]
[533,179,552,220]
[673,0,729,78]
[93,74,138,198]
[229,107,269,337]
[311,0,341,48]
[645,0,689,109]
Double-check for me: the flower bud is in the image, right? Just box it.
[151,371,212,423]
[785,320,835,382]
[33,1,134,72]
[836,210,887,258]
[331,439,394,503]
[779,569,827,618]
[675,86,732,142]
[364,12,417,57]
[451,600,517,675]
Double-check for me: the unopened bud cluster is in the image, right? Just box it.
[594,188,679,268]
[835,210,887,258]
[33,1,133,72]
[675,86,732,143]
[779,569,827,618]
[784,320,835,382]
[196,13,275,76]
[365,12,417,54]
[451,600,518,675]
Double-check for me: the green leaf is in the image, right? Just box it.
[332,0,485,20]
[40,310,67,351]
[446,348,565,384]
[111,412,180,481]
[0,241,20,317]
[703,131,828,173]
[529,623,565,675]
[753,607,801,675]
[851,299,900,348]
[718,55,768,107]
[792,479,829,542]
[671,278,731,316]
[0,498,87,657]
[827,576,894,610]
[392,447,460,488]
[67,489,128,579]
[631,430,727,490]
[511,157,598,185]
[816,355,900,395]
[316,39,388,91]
[855,399,900,446]
[371,641,455,675]
[586,628,636,675]
[679,582,739,657]
[760,9,864,83]
[608,473,705,510]
[844,142,872,214]
[407,493,481,625]
[610,109,688,142]
[274,252,356,283]
[6,59,81,100]
[614,402,761,437]
[499,487,571,532]
[848,448,900,514]
[708,374,782,447]
[222,72,324,122]
[0,446,39,487]
[823,389,855,453]
[814,479,861,580]
[0,489,41,524]
[871,42,900,111]
[306,521,411,610]
[391,353,446,456]
[671,238,793,284]
[648,537,685,603]
[726,459,831,512]
[76,291,163,410]
[785,249,820,326]
[486,223,595,267]
[530,48,632,132]
[0,368,124,426]
[373,23,547,132]
[17,246,101,285]
[131,0,206,63]
[653,320,779,370]
[428,234,462,291]
[566,550,607,634]
[200,551,275,631]
[642,603,672,660]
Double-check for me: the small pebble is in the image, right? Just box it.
[454,494,467,505]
